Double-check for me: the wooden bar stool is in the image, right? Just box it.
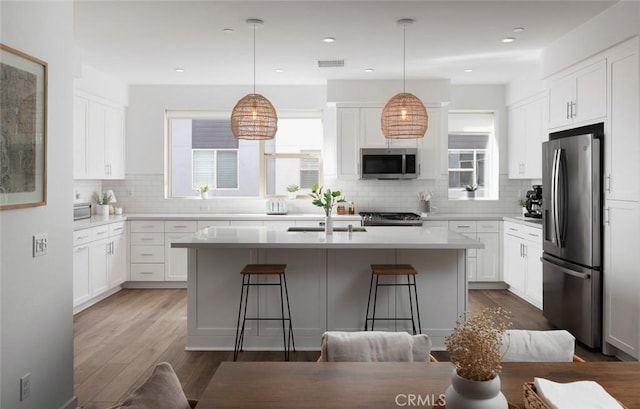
[364,264,422,334]
[233,264,295,361]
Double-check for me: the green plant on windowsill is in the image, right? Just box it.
[197,184,209,193]
[93,191,113,205]
[286,184,300,193]
[464,183,478,192]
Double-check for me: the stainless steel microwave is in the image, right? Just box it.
[360,148,418,179]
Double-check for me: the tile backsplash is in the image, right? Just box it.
[93,174,534,216]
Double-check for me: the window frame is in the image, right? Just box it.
[191,148,240,191]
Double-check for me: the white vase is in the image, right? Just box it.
[200,191,208,199]
[96,204,109,216]
[324,214,333,235]
[288,192,297,200]
[444,370,508,409]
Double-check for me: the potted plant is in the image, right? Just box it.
[518,198,528,217]
[286,184,300,200]
[444,307,512,409]
[197,184,209,199]
[93,191,113,216]
[464,183,478,198]
[310,184,345,234]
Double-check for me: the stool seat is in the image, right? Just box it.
[241,264,287,275]
[371,264,417,275]
[365,263,422,335]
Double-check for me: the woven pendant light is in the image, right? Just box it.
[231,18,277,140]
[381,19,428,139]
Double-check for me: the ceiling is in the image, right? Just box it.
[74,1,617,86]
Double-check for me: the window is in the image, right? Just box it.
[448,112,498,200]
[166,111,322,198]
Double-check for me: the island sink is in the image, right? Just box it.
[287,226,367,232]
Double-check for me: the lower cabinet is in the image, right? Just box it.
[502,221,542,309]
[165,221,197,281]
[448,220,501,283]
[73,221,127,311]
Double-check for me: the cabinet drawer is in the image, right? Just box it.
[449,221,477,233]
[504,221,541,242]
[165,220,197,233]
[130,220,164,233]
[522,226,542,241]
[130,264,165,281]
[109,222,126,237]
[423,220,449,228]
[92,225,110,240]
[131,233,164,246]
[130,245,165,263]
[73,229,92,246]
[477,220,500,233]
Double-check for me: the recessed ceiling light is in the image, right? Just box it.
[222,28,234,33]
[501,37,516,43]
[464,69,473,73]
[275,68,284,73]
[175,68,185,73]
[364,68,374,73]
[323,37,336,43]
[513,27,525,33]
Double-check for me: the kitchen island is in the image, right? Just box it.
[172,225,483,350]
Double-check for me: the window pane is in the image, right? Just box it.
[193,150,215,189]
[449,170,473,188]
[265,156,320,195]
[216,150,238,189]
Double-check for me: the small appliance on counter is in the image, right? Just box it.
[266,199,287,215]
[524,185,542,218]
[73,203,92,221]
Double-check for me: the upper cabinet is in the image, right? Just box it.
[548,59,606,130]
[336,105,443,180]
[74,92,126,180]
[605,42,639,202]
[507,93,548,179]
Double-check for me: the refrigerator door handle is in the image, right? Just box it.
[542,258,591,280]
[551,148,561,246]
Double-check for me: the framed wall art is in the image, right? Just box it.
[0,43,48,210]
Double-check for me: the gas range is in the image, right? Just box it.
[359,212,423,226]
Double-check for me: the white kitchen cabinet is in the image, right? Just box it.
[360,107,417,149]
[73,229,92,307]
[548,59,606,129]
[130,221,165,282]
[108,233,127,287]
[336,108,361,179]
[449,220,501,283]
[605,41,639,202]
[604,200,640,359]
[417,107,444,179]
[89,236,110,297]
[164,220,197,281]
[507,94,547,179]
[502,221,542,309]
[73,92,126,180]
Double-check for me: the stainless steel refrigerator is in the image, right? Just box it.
[542,122,603,349]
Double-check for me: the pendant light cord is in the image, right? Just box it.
[402,22,406,93]
[253,21,256,94]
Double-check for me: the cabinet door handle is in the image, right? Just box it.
[523,244,528,258]
[605,175,611,194]
[77,235,89,240]
[173,225,189,228]
[141,238,154,241]
[508,227,518,232]
[75,246,88,251]
[140,271,154,275]
[418,163,421,176]
[140,253,155,256]
[457,225,471,229]
[604,207,611,225]
[566,102,570,119]
[571,101,577,118]
[520,243,523,257]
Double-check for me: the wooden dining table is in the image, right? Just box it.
[195,361,640,408]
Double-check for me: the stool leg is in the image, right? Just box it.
[234,274,248,361]
[412,275,422,334]
[364,272,375,331]
[371,274,380,331]
[278,274,289,361]
[238,275,251,356]
[282,272,295,353]
[407,275,417,335]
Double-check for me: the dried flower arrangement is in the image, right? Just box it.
[445,307,512,381]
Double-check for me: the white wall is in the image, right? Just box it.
[127,84,326,174]
[0,2,76,409]
[541,1,640,78]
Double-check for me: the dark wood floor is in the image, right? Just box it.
[74,288,616,409]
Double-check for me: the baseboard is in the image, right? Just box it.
[468,281,508,290]
[59,395,78,409]
[123,281,187,289]
[73,286,123,314]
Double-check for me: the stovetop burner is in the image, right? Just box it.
[359,212,423,226]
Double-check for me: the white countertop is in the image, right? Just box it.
[124,213,361,221]
[503,215,543,228]
[422,213,518,221]
[171,225,484,250]
[73,215,127,230]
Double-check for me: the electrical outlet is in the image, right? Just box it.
[33,233,48,257]
[20,373,30,401]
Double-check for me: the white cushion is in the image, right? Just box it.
[500,329,575,362]
[116,362,191,409]
[319,331,432,362]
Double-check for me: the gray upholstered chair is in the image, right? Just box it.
[500,329,584,362]
[318,330,437,362]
